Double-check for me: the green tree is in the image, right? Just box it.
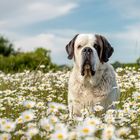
[112,61,122,69]
[0,35,15,56]
[136,57,140,65]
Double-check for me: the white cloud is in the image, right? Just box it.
[0,0,78,29]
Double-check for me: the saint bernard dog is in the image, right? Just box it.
[66,34,120,116]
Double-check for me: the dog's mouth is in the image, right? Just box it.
[81,59,95,76]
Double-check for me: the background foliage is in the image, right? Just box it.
[0,35,59,73]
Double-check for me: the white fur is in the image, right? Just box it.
[68,34,120,116]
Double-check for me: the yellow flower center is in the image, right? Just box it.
[45,125,50,130]
[50,105,55,109]
[26,104,31,108]
[138,95,140,99]
[18,118,23,123]
[82,128,89,134]
[3,137,8,140]
[89,121,95,125]
[57,133,64,139]
[25,115,30,120]
[2,121,6,124]
[5,125,11,129]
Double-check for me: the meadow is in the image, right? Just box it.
[0,66,140,140]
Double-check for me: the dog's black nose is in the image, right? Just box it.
[82,47,93,53]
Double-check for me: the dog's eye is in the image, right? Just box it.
[94,44,100,55]
[77,45,82,49]
[93,44,99,49]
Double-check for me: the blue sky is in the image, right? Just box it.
[0,0,140,64]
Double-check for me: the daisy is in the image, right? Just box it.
[68,131,77,140]
[21,110,35,122]
[84,117,101,127]
[116,127,130,137]
[40,118,53,131]
[16,116,23,124]
[36,102,44,108]
[77,124,95,137]
[0,118,7,126]
[25,127,39,139]
[104,114,115,124]
[51,129,68,140]
[1,120,16,133]
[49,115,59,124]
[0,133,11,140]
[23,100,36,109]
[102,125,115,140]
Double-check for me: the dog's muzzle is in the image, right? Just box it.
[81,47,95,76]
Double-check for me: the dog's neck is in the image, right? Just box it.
[72,63,107,87]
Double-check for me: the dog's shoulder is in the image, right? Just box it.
[102,63,116,80]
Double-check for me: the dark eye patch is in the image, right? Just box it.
[93,44,100,56]
[77,45,82,49]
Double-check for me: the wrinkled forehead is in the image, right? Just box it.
[75,34,96,47]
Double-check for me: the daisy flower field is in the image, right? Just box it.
[0,67,139,140]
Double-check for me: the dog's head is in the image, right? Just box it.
[66,34,114,76]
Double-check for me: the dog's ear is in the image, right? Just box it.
[95,34,114,63]
[66,34,79,59]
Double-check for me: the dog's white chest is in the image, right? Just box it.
[68,80,109,115]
